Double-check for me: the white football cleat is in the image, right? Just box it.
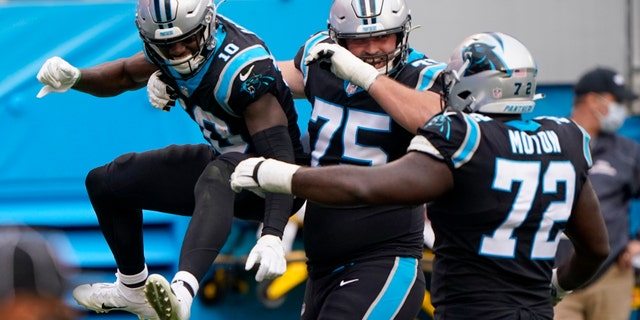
[145,274,190,320]
[73,281,159,319]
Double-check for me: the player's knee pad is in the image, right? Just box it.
[85,165,110,200]
[194,160,235,196]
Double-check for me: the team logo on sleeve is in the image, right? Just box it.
[240,74,274,97]
[423,113,452,140]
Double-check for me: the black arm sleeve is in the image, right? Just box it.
[251,125,296,238]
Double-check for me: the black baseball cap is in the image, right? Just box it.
[0,227,68,299]
[574,67,639,102]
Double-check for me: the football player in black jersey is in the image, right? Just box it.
[273,0,445,318]
[36,0,306,319]
[231,32,610,320]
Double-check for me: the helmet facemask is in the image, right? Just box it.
[442,56,474,112]
[143,25,211,76]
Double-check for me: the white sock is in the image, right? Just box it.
[171,271,199,308]
[116,265,148,303]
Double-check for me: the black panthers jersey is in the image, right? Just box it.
[294,31,446,167]
[293,32,446,277]
[162,15,304,157]
[410,111,592,318]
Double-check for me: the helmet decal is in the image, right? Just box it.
[151,0,176,29]
[462,42,507,76]
[445,32,540,114]
[354,0,379,25]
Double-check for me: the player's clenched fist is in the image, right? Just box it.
[230,157,300,195]
[304,42,379,90]
[147,71,178,111]
[36,56,81,98]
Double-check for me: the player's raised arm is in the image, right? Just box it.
[37,52,157,98]
[305,42,443,133]
[368,76,444,133]
[277,60,306,99]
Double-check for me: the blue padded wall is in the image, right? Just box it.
[1,0,324,204]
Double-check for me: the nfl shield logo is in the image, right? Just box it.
[346,82,359,95]
[493,88,503,98]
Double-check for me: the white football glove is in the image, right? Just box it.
[245,234,286,282]
[147,70,178,111]
[230,157,301,195]
[303,42,379,90]
[550,268,573,306]
[36,56,81,98]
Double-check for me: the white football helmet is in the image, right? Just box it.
[444,32,543,114]
[328,0,412,74]
[136,0,216,79]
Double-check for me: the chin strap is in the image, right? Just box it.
[533,93,546,100]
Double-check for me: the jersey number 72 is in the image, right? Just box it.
[479,158,575,260]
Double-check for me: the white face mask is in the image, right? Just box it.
[597,99,628,133]
[169,54,205,75]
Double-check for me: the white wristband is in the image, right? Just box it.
[551,268,572,296]
[256,159,301,194]
[357,69,380,91]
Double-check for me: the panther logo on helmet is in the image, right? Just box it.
[444,32,540,114]
[462,42,507,77]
